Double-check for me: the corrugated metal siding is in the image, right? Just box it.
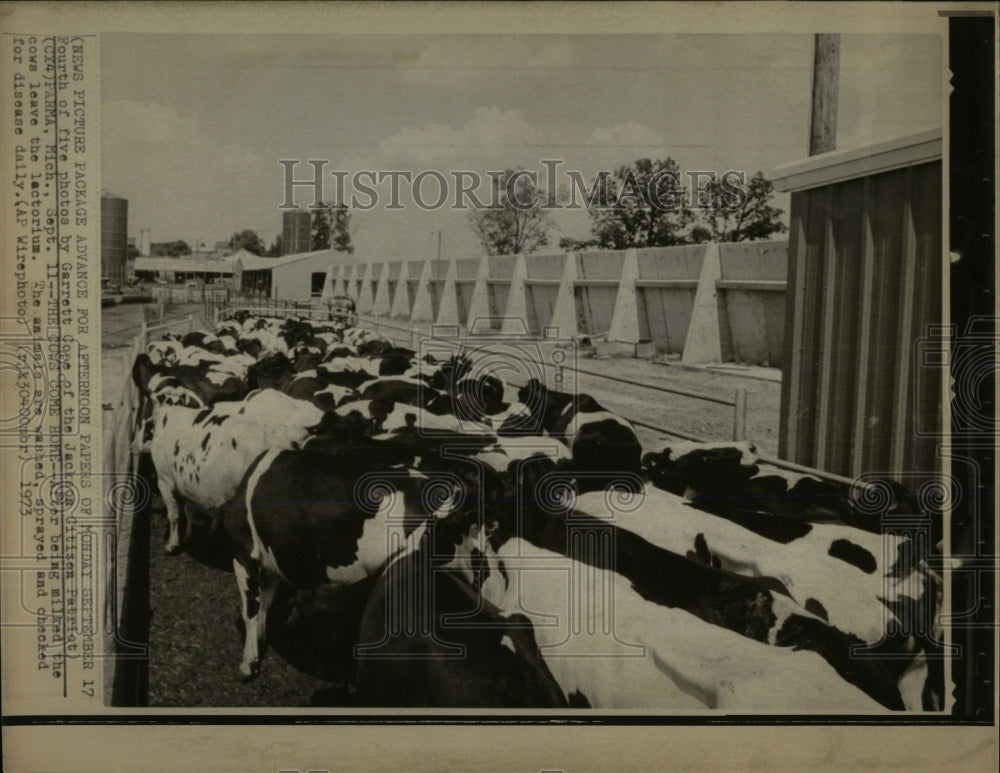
[779,161,942,480]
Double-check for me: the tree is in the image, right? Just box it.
[691,171,787,243]
[311,203,354,254]
[264,234,283,258]
[558,236,599,251]
[468,169,554,256]
[229,229,265,256]
[150,240,191,257]
[583,158,694,250]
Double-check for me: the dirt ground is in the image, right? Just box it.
[102,302,783,707]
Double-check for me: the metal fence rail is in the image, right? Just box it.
[205,302,751,443]
[105,322,150,706]
[356,311,748,443]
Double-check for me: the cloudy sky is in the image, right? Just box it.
[101,33,941,260]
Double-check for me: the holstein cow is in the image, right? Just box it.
[289,343,327,373]
[140,389,325,553]
[474,496,891,710]
[223,448,475,679]
[132,352,250,445]
[504,378,642,493]
[236,327,289,359]
[332,397,495,441]
[146,338,182,367]
[358,377,445,412]
[281,371,360,413]
[181,330,228,354]
[355,535,568,708]
[642,441,924,536]
[575,485,942,709]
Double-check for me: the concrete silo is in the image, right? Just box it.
[101,190,129,281]
[281,209,312,256]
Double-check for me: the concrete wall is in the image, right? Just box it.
[717,241,789,366]
[325,241,789,363]
[634,245,704,353]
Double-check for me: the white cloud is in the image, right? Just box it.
[586,121,666,150]
[102,99,269,244]
[397,37,580,88]
[378,106,543,168]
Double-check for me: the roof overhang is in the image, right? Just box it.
[770,128,942,194]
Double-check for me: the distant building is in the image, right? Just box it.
[133,253,242,284]
[101,190,128,280]
[213,240,231,259]
[281,209,312,256]
[190,241,217,260]
[235,248,353,300]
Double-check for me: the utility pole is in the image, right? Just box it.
[809,34,840,155]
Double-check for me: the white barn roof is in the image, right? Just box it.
[236,248,357,272]
[134,255,239,273]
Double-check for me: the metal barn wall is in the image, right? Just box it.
[778,157,942,479]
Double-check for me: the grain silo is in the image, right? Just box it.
[281,209,312,256]
[101,190,129,280]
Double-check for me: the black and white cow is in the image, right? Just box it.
[575,485,939,705]
[132,352,252,447]
[141,389,325,553]
[355,535,568,708]
[642,441,925,536]
[133,353,248,407]
[500,378,642,492]
[473,496,895,710]
[223,448,474,679]
[465,464,912,710]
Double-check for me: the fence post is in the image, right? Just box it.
[733,388,748,442]
[409,327,416,350]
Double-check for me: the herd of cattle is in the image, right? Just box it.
[131,312,944,711]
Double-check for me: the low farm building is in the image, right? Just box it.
[234,249,355,300]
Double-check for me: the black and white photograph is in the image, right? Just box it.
[1,2,996,771]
